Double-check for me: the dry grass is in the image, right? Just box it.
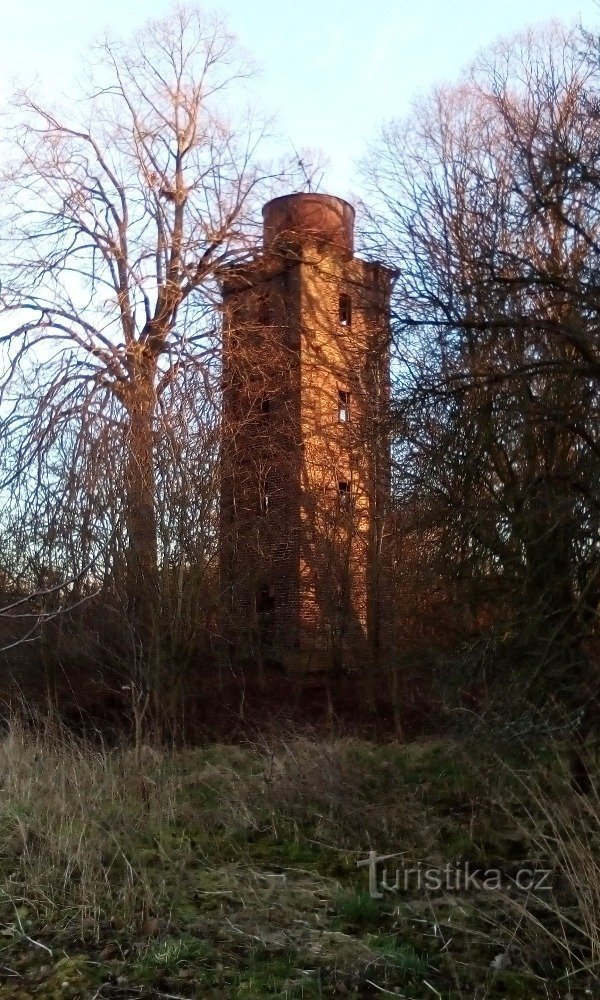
[495,747,600,987]
[0,713,597,997]
[0,715,181,938]
[210,731,432,851]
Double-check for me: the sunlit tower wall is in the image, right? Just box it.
[220,193,391,670]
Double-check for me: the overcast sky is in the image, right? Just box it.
[2,0,599,199]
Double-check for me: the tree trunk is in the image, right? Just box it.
[123,372,160,666]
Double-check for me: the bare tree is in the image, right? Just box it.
[0,5,288,691]
[361,25,600,725]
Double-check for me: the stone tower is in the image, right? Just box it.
[220,193,391,670]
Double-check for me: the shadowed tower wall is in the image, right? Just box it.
[220,193,391,669]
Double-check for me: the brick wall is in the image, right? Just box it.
[220,195,391,668]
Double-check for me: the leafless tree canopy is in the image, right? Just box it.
[0,6,295,699]
[361,25,600,720]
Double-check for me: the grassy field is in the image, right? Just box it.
[0,717,597,998]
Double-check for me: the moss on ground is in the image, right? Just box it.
[0,732,596,998]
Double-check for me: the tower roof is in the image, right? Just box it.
[262,192,355,260]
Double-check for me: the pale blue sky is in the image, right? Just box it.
[2,0,599,198]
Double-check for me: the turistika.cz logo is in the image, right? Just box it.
[357,851,553,899]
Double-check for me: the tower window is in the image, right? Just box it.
[339,294,352,327]
[258,296,272,326]
[259,477,272,514]
[256,583,275,646]
[338,390,350,423]
[338,480,350,505]
[260,397,271,417]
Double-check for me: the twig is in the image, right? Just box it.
[10,902,53,957]
[0,562,93,614]
[223,916,264,944]
[364,980,411,997]
[0,965,22,978]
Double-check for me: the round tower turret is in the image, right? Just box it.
[262,193,354,260]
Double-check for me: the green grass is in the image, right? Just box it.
[370,934,429,976]
[0,719,597,998]
[335,889,383,928]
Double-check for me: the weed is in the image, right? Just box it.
[335,889,383,928]
[370,933,429,976]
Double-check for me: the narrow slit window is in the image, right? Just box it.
[260,397,271,417]
[259,477,272,514]
[258,297,272,326]
[339,293,352,327]
[338,390,350,423]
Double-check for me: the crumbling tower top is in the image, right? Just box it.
[262,192,355,260]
